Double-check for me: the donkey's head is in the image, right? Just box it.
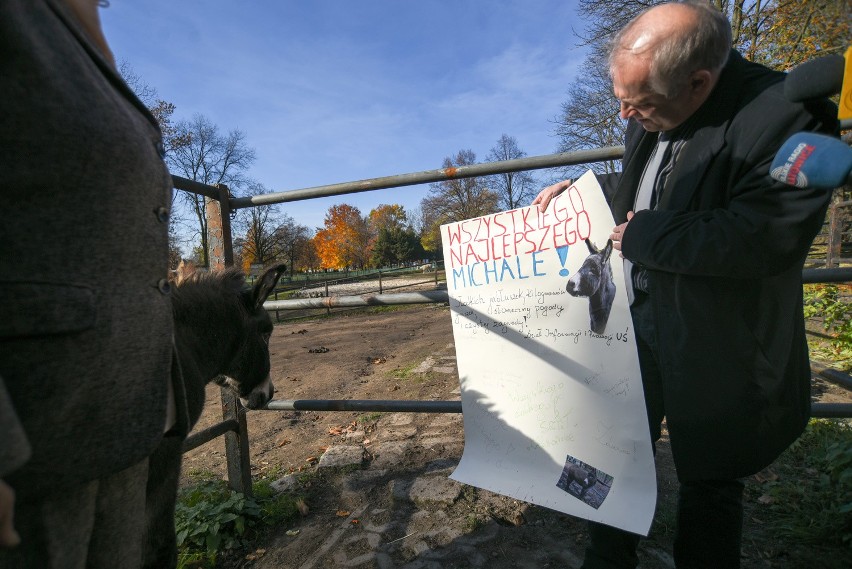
[566,239,613,298]
[211,263,287,409]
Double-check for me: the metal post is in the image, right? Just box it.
[274,290,280,323]
[825,194,844,268]
[325,279,330,316]
[205,184,253,497]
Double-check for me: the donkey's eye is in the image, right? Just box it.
[262,332,272,345]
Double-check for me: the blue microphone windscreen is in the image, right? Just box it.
[770,132,852,189]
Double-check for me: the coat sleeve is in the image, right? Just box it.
[622,95,837,279]
[0,377,31,478]
[595,172,621,206]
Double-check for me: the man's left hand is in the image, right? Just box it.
[610,211,634,252]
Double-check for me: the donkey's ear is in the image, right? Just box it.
[251,263,287,310]
[585,238,596,254]
[602,239,613,261]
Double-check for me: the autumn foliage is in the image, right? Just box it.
[313,204,370,270]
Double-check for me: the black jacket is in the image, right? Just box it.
[604,51,837,480]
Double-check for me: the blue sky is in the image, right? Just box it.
[102,1,588,231]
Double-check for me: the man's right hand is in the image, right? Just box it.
[531,179,573,212]
[0,479,20,548]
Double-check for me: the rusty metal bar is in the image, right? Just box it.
[263,399,852,418]
[811,361,852,392]
[264,290,448,310]
[172,175,220,199]
[182,419,240,452]
[812,403,852,418]
[802,267,852,283]
[266,399,462,413]
[230,146,626,209]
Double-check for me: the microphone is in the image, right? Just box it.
[770,132,852,189]
[784,54,845,102]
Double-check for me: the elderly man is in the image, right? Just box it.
[534,1,837,567]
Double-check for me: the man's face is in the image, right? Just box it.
[611,56,695,132]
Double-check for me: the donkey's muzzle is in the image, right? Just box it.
[240,375,275,410]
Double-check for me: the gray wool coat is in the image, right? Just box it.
[0,0,188,497]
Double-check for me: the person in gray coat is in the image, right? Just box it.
[534,2,837,567]
[0,0,189,567]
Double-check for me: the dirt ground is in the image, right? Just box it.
[182,302,852,569]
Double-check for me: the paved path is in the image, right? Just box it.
[251,346,676,569]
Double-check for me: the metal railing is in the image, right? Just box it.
[174,143,852,495]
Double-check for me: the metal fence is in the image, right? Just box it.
[173,142,852,495]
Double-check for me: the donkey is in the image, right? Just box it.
[565,239,615,334]
[144,263,287,569]
[560,464,598,499]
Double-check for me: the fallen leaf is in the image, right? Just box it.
[285,529,300,536]
[296,498,309,516]
[757,494,775,505]
[306,456,318,464]
[350,519,360,525]
[277,439,291,447]
[336,510,351,517]
[319,446,329,453]
[245,549,267,561]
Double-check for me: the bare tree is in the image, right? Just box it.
[167,115,256,267]
[554,55,625,179]
[421,150,498,223]
[235,205,281,272]
[556,0,848,179]
[486,134,538,210]
[419,150,498,258]
[117,62,190,261]
[273,214,314,276]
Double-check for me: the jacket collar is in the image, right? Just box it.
[659,50,744,210]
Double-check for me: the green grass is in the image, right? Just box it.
[357,411,383,424]
[388,361,434,383]
[391,362,418,380]
[751,419,852,547]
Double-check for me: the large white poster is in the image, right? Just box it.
[441,170,656,535]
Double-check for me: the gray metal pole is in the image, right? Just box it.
[230,146,625,209]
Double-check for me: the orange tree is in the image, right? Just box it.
[312,204,370,270]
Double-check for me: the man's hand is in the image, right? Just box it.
[532,179,573,212]
[0,479,20,548]
[609,210,635,252]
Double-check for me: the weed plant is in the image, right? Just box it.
[175,473,304,569]
[803,283,852,370]
[756,419,852,547]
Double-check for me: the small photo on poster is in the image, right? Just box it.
[556,455,612,510]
